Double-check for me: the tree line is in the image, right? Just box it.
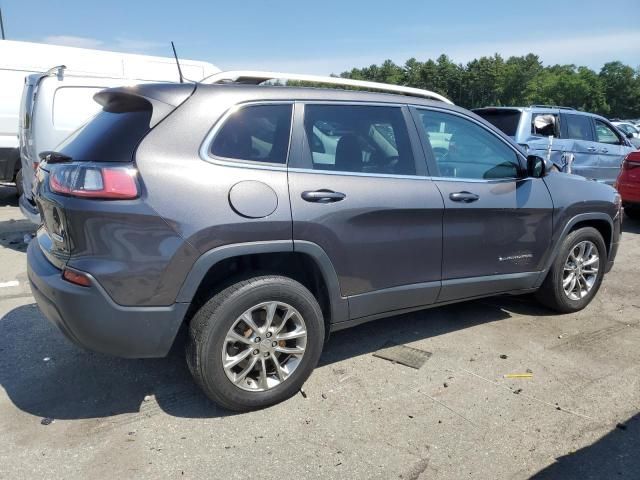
[338,54,640,119]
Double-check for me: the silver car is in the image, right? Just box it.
[473,105,636,184]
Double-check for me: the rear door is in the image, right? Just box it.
[560,113,601,180]
[412,107,553,302]
[593,118,628,185]
[288,102,444,319]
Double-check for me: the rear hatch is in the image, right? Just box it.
[34,83,195,269]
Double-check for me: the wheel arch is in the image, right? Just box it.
[535,212,613,287]
[176,240,349,334]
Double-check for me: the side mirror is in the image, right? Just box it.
[627,132,635,139]
[527,155,547,178]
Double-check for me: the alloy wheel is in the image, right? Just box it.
[221,301,307,392]
[562,240,600,301]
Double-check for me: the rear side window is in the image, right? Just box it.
[57,109,152,162]
[210,104,292,164]
[303,104,416,175]
[474,110,521,137]
[563,114,593,141]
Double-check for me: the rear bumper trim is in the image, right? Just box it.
[27,240,188,358]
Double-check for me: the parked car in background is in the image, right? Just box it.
[615,151,640,220]
[27,73,621,411]
[473,105,636,184]
[0,39,218,211]
[612,121,640,149]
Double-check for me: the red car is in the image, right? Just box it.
[616,151,640,220]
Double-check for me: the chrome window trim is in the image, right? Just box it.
[199,100,295,171]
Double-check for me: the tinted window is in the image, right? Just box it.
[473,110,521,137]
[417,109,520,180]
[211,104,292,164]
[595,120,621,145]
[57,109,152,162]
[564,114,593,141]
[303,104,415,175]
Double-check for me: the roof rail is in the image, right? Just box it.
[200,70,454,104]
[530,104,575,110]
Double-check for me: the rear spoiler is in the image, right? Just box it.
[93,83,196,127]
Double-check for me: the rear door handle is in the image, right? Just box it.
[449,191,479,203]
[601,148,608,153]
[301,189,346,203]
[587,146,597,152]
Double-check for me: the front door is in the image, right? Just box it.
[411,107,553,302]
[594,118,629,185]
[288,103,444,319]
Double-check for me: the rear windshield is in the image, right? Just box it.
[474,110,521,137]
[56,108,152,162]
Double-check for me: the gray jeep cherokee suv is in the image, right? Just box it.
[27,81,621,411]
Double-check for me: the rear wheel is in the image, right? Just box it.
[535,227,606,313]
[186,275,324,411]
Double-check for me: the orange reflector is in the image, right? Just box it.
[62,268,91,287]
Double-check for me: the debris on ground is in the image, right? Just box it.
[616,423,628,431]
[504,373,533,379]
[43,357,51,362]
[143,395,152,402]
[321,393,327,399]
[499,354,508,359]
[513,389,523,395]
[40,417,54,426]
[300,388,307,399]
[443,382,449,388]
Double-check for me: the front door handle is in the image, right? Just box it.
[301,189,346,203]
[449,191,479,203]
[587,146,597,152]
[601,148,608,153]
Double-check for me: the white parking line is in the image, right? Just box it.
[0,280,19,288]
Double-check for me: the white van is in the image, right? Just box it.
[0,39,219,219]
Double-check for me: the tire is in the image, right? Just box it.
[186,275,325,411]
[625,206,640,221]
[14,169,23,198]
[535,227,606,313]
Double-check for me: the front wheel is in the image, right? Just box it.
[186,275,325,411]
[535,227,606,313]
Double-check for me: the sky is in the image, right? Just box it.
[1,0,639,75]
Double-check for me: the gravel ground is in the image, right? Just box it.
[0,182,639,480]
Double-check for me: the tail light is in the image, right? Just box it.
[49,164,138,199]
[622,151,640,170]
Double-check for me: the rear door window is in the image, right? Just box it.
[303,104,416,175]
[210,104,292,164]
[563,114,594,141]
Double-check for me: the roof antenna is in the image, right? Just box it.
[171,41,184,84]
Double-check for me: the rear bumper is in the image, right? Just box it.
[617,182,640,205]
[27,240,188,358]
[19,194,41,224]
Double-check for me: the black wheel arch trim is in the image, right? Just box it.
[175,240,349,324]
[534,212,614,288]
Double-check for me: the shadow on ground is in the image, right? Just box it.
[531,412,640,479]
[0,296,550,421]
[0,183,19,207]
